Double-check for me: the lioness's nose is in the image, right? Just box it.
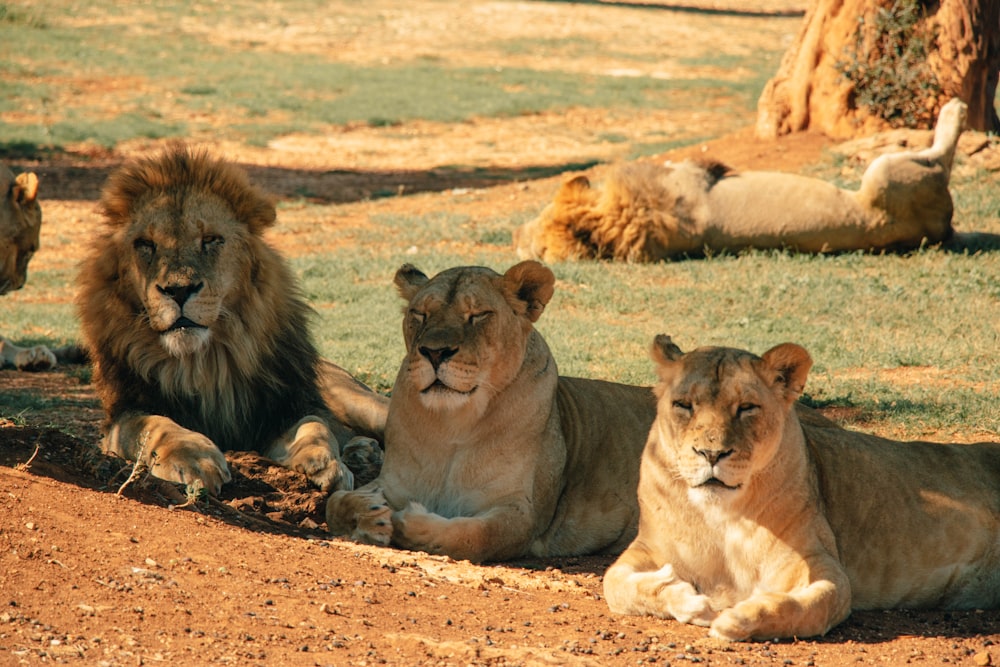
[158,282,204,307]
[693,448,733,466]
[419,345,457,370]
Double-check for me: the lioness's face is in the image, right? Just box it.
[394,261,555,413]
[650,337,811,505]
[0,168,41,296]
[125,190,251,357]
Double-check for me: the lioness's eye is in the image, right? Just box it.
[672,399,692,413]
[736,403,759,418]
[201,234,224,251]
[409,309,426,324]
[468,311,493,325]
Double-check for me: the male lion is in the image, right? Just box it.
[326,260,656,563]
[77,144,388,495]
[603,336,1000,641]
[515,98,968,261]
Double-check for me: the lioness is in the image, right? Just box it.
[0,162,72,372]
[77,144,388,495]
[326,260,656,562]
[0,162,41,296]
[604,336,1000,641]
[515,98,968,261]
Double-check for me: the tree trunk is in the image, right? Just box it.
[756,0,1000,139]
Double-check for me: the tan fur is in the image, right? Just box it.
[0,163,41,295]
[326,260,656,563]
[77,144,387,495]
[516,99,968,261]
[604,336,1000,640]
[0,163,73,372]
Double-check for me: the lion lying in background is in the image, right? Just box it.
[77,144,387,495]
[515,98,968,262]
[603,336,1000,641]
[327,260,657,563]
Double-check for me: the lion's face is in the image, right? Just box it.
[92,144,278,360]
[0,166,41,296]
[649,336,811,505]
[514,174,598,262]
[393,261,555,414]
[124,190,255,356]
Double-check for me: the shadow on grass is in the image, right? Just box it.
[2,143,597,204]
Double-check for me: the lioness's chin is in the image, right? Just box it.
[160,328,212,357]
[418,382,477,411]
[687,479,743,506]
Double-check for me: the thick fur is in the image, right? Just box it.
[326,260,656,563]
[515,99,968,261]
[77,144,387,494]
[604,337,1000,641]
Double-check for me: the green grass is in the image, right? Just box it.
[1,1,997,440]
[0,1,784,149]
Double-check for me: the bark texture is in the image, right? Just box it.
[756,0,1000,139]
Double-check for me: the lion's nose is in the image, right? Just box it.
[419,345,457,370]
[157,282,204,307]
[693,447,733,466]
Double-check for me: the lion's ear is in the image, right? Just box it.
[559,174,591,197]
[651,334,684,364]
[761,343,812,402]
[503,260,555,323]
[394,264,429,301]
[13,172,39,206]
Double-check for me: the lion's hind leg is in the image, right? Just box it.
[325,485,393,546]
[917,98,968,177]
[603,558,717,626]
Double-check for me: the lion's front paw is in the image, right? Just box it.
[306,455,354,493]
[148,432,231,496]
[672,593,717,627]
[326,488,393,546]
[14,345,57,372]
[709,607,755,642]
[391,502,447,555]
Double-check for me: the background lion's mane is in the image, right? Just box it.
[77,145,331,451]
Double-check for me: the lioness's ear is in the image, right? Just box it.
[503,260,555,323]
[394,264,429,301]
[650,334,684,381]
[761,343,812,402]
[13,172,39,206]
[651,334,684,364]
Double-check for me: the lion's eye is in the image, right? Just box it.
[201,234,224,251]
[736,403,759,418]
[468,311,493,325]
[409,309,426,324]
[133,238,156,257]
[672,399,692,414]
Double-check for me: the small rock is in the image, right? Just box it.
[974,651,992,666]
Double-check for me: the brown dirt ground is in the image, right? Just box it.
[3,2,1000,665]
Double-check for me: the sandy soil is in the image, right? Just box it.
[3,1,1000,665]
